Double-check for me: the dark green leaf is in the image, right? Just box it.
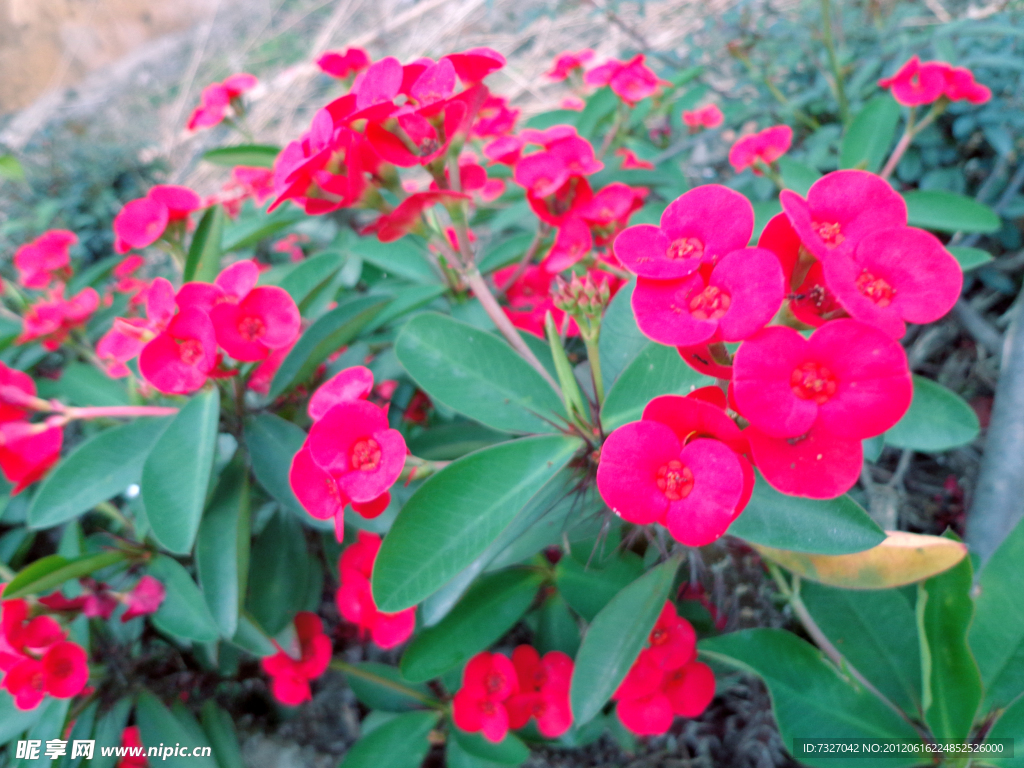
[348,236,441,284]
[948,246,994,271]
[601,342,713,430]
[142,390,220,554]
[135,690,217,768]
[536,592,581,657]
[202,145,281,168]
[401,569,542,682]
[0,690,42,744]
[570,557,679,724]
[479,232,537,274]
[373,435,581,612]
[971,516,1024,711]
[230,613,276,656]
[200,701,246,768]
[28,417,170,529]
[778,157,822,196]
[700,629,923,768]
[919,542,982,743]
[727,475,885,555]
[452,728,530,766]
[246,510,308,635]
[396,313,565,434]
[598,279,647,389]
[268,295,389,399]
[576,87,619,141]
[886,376,979,452]
[839,96,901,173]
[367,283,446,331]
[342,662,435,712]
[276,250,345,309]
[984,694,1024,766]
[904,190,1001,234]
[196,461,249,638]
[338,711,439,768]
[406,421,507,461]
[3,551,127,599]
[149,555,220,642]
[35,362,128,406]
[446,735,508,768]
[244,413,309,517]
[556,550,645,623]
[184,206,226,283]
[86,698,132,768]
[222,206,305,252]
[801,582,921,716]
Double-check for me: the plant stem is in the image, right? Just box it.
[65,405,180,420]
[329,659,445,710]
[583,334,605,407]
[819,0,849,124]
[880,101,946,181]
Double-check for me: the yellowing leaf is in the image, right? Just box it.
[752,531,967,589]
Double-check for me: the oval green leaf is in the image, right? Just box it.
[985,694,1024,767]
[904,190,1001,234]
[243,413,319,523]
[601,342,713,430]
[202,144,281,168]
[948,245,994,271]
[184,205,226,283]
[339,710,440,768]
[886,375,979,452]
[401,569,542,682]
[727,474,885,555]
[598,278,647,389]
[200,701,246,768]
[839,95,901,173]
[570,556,679,725]
[342,662,435,712]
[348,236,441,285]
[555,550,644,623]
[3,550,127,599]
[373,435,581,613]
[142,389,220,555]
[246,510,309,635]
[135,690,218,768]
[452,728,530,766]
[196,462,249,638]
[148,555,220,642]
[28,417,170,529]
[396,313,565,434]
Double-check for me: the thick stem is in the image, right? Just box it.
[819,0,849,124]
[329,659,444,709]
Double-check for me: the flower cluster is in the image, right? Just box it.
[453,645,574,743]
[317,47,371,80]
[97,259,300,393]
[18,285,100,351]
[261,611,332,706]
[0,590,89,710]
[113,185,202,254]
[612,602,715,735]
[13,230,76,289]
[682,104,724,131]
[0,363,63,493]
[879,56,991,106]
[289,366,407,537]
[335,531,416,649]
[728,125,793,174]
[187,73,258,131]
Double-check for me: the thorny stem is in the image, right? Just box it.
[769,564,928,735]
[329,659,446,710]
[819,0,849,124]
[880,101,946,181]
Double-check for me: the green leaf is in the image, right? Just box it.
[0,154,26,182]
[184,206,226,283]
[904,190,1001,234]
[149,555,220,642]
[15,697,69,768]
[971,516,1024,711]
[367,283,446,331]
[727,474,885,555]
[0,690,42,744]
[452,728,530,766]
[700,629,923,768]
[244,413,310,519]
[446,735,509,768]
[401,569,542,682]
[479,232,537,274]
[985,694,1024,767]
[555,551,644,623]
[342,662,434,712]
[28,417,170,529]
[570,557,679,725]
[396,313,565,434]
[202,144,281,168]
[200,701,246,768]
[601,342,713,430]
[246,510,309,635]
[598,279,647,389]
[276,250,345,309]
[801,582,921,716]
[86,698,132,768]
[3,551,127,599]
[142,390,220,554]
[948,245,994,271]
[373,435,581,612]
[135,690,218,768]
[348,236,441,285]
[338,710,439,768]
[886,376,979,452]
[196,461,249,638]
[230,613,276,656]
[536,592,581,657]
[35,362,128,406]
[918,541,982,743]
[576,87,619,141]
[778,157,822,196]
[839,96,902,173]
[222,206,304,252]
[268,295,389,399]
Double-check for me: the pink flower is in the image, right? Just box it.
[443,47,506,83]
[682,104,724,129]
[336,532,416,648]
[18,286,100,351]
[317,48,371,79]
[122,576,166,622]
[138,307,218,395]
[493,265,578,338]
[732,320,912,441]
[0,362,38,424]
[942,66,991,104]
[506,646,574,738]
[113,186,201,254]
[877,57,948,106]
[728,125,793,174]
[615,147,654,170]
[0,420,63,495]
[0,601,88,710]
[208,261,301,362]
[187,73,258,131]
[585,55,663,105]
[116,727,147,768]
[745,422,863,499]
[472,96,519,138]
[13,230,76,289]
[261,612,332,706]
[546,49,594,80]
[453,652,519,743]
[613,185,754,279]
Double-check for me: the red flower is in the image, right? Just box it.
[943,66,991,104]
[0,420,63,495]
[822,227,962,339]
[453,651,519,743]
[779,170,907,263]
[122,576,166,622]
[597,393,751,547]
[631,246,784,347]
[113,186,201,254]
[0,362,38,424]
[877,57,948,106]
[728,125,792,174]
[138,307,218,395]
[187,73,258,130]
[745,422,863,499]
[317,48,371,79]
[18,286,100,351]
[336,532,416,649]
[39,579,118,620]
[13,230,76,289]
[443,47,506,83]
[493,264,577,338]
[472,95,519,138]
[585,55,662,105]
[732,320,912,441]
[208,261,301,361]
[95,277,176,379]
[615,147,654,169]
[308,365,375,420]
[682,104,724,129]
[368,191,469,243]
[116,726,147,768]
[614,185,754,279]
[547,49,594,80]
[506,645,574,738]
[261,612,332,706]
